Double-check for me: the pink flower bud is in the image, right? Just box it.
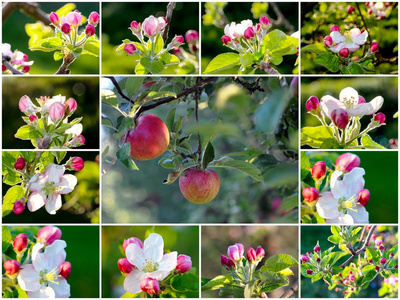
[302,187,319,203]
[185,30,199,43]
[375,266,380,271]
[256,246,265,259]
[130,21,139,30]
[306,96,320,112]
[376,239,383,246]
[19,96,32,112]
[300,255,308,263]
[118,258,135,273]
[13,233,28,252]
[306,269,313,275]
[77,135,85,145]
[65,11,82,27]
[13,200,25,215]
[221,35,231,45]
[339,48,350,58]
[49,12,60,26]
[306,251,311,256]
[4,260,20,275]
[29,115,38,123]
[369,259,373,263]
[373,112,386,125]
[140,277,160,295]
[370,42,379,53]
[244,27,255,39]
[379,245,385,250]
[343,279,349,285]
[330,24,340,32]
[37,226,62,244]
[314,246,321,253]
[390,252,394,257]
[221,255,235,268]
[312,161,327,179]
[368,9,373,14]
[67,157,84,171]
[14,157,26,170]
[61,23,71,34]
[316,257,321,262]
[123,237,143,252]
[59,261,71,278]
[246,247,257,262]
[335,153,360,172]
[22,54,28,62]
[49,102,65,122]
[349,275,355,281]
[380,257,387,264]
[176,254,192,273]
[347,5,355,14]
[124,43,136,55]
[331,108,349,129]
[371,234,377,240]
[2,64,7,72]
[22,65,30,73]
[272,198,281,211]
[358,189,370,206]
[259,16,270,26]
[142,15,166,37]
[85,24,96,36]
[323,36,333,47]
[65,98,78,113]
[170,35,184,48]
[88,11,100,26]
[228,243,244,261]
[395,265,398,269]
[358,95,366,104]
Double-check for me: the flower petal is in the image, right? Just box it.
[32,243,48,271]
[330,43,345,53]
[347,205,369,223]
[124,269,146,294]
[147,270,171,281]
[158,251,178,272]
[17,264,41,292]
[342,167,365,197]
[27,192,46,212]
[330,31,346,43]
[143,233,164,263]
[316,192,340,219]
[326,213,354,224]
[347,96,384,116]
[44,164,65,183]
[344,42,360,52]
[350,28,368,45]
[330,170,346,200]
[56,174,77,194]
[126,243,146,271]
[45,194,62,215]
[45,240,67,268]
[27,286,56,298]
[49,278,70,298]
[339,87,359,108]
[320,95,346,117]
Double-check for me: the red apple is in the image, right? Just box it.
[179,167,220,204]
[127,114,170,161]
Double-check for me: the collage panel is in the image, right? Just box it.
[301,2,398,75]
[101,225,199,298]
[101,76,298,223]
[201,225,299,298]
[2,2,100,75]
[301,225,398,298]
[101,2,199,75]
[201,2,299,75]
[2,225,100,298]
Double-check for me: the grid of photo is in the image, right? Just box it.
[1,1,398,299]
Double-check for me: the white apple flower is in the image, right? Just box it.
[320,87,383,119]
[316,167,369,224]
[224,20,253,39]
[330,28,368,53]
[42,95,66,113]
[17,240,70,298]
[27,164,77,215]
[123,233,177,294]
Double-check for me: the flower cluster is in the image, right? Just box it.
[118,233,192,296]
[3,226,71,298]
[302,153,370,224]
[366,2,392,20]
[305,87,386,148]
[17,94,85,149]
[2,43,34,74]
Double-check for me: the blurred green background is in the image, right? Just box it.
[304,151,398,223]
[101,226,199,298]
[3,225,100,297]
[301,77,398,149]
[2,2,99,74]
[201,2,299,74]
[301,225,398,298]
[101,2,199,74]
[102,76,298,224]
[2,151,100,223]
[2,76,99,149]
[301,2,398,74]
[202,226,299,298]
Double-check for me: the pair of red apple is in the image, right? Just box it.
[127,114,220,204]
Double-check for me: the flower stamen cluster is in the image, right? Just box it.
[2,43,33,74]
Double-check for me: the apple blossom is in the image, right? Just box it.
[85,24,96,36]
[140,277,160,295]
[330,24,340,32]
[335,153,360,172]
[380,257,387,264]
[19,95,38,113]
[176,254,192,273]
[256,246,265,259]
[185,30,199,43]
[246,247,257,262]
[370,42,379,53]
[49,12,60,26]
[4,260,21,275]
[14,157,26,170]
[306,96,320,113]
[227,243,244,261]
[221,35,231,45]
[64,98,77,113]
[61,23,71,34]
[64,11,82,27]
[358,189,370,206]
[49,102,66,123]
[300,255,308,263]
[323,36,333,47]
[142,15,167,37]
[312,161,327,180]
[244,27,255,39]
[65,156,84,171]
[13,233,28,252]
[259,16,270,27]
[339,48,350,58]
[221,255,235,268]
[224,20,253,39]
[118,258,135,273]
[88,12,100,26]
[29,115,38,123]
[331,108,349,129]
[347,5,355,13]
[375,238,383,246]
[13,200,25,214]
[124,43,136,55]
[373,112,386,125]
[314,245,321,253]
[329,28,368,53]
[37,226,62,245]
[168,35,184,49]
[302,187,319,204]
[59,261,71,279]
[123,237,144,252]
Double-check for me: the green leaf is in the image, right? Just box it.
[361,134,386,149]
[300,151,310,180]
[135,63,149,75]
[160,53,180,65]
[102,145,110,158]
[240,52,254,67]
[126,77,144,98]
[166,108,176,132]
[320,138,341,149]
[30,37,64,52]
[15,125,42,140]
[15,286,27,298]
[201,275,234,291]
[203,53,241,74]
[300,263,315,277]
[263,254,298,273]
[331,225,341,236]
[153,35,164,55]
[83,38,99,56]
[211,160,262,182]
[102,90,118,107]
[162,170,183,185]
[142,91,176,103]
[120,291,141,298]
[302,43,328,55]
[2,226,12,253]
[3,186,25,217]
[263,30,291,54]
[202,142,215,170]
[140,57,164,74]
[301,126,334,148]
[327,235,342,244]
[51,151,67,164]
[53,51,64,61]
[270,54,283,65]
[366,247,378,261]
[361,269,378,286]
[358,58,375,71]
[244,280,257,298]
[102,117,114,129]
[114,117,135,139]
[170,273,199,292]
[116,143,139,170]
[311,272,323,283]
[218,286,244,297]
[255,269,289,292]
[348,63,364,74]
[314,52,340,73]
[116,43,125,51]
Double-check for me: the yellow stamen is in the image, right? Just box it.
[40,267,61,285]
[142,259,158,273]
[340,194,358,212]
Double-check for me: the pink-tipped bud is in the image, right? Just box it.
[349,275,355,281]
[61,23,71,34]
[306,251,311,256]
[379,245,385,250]
[124,43,136,55]
[339,48,350,58]
[66,157,84,171]
[14,157,26,170]
[323,36,333,47]
[330,24,340,32]
[246,247,257,262]
[130,21,139,30]
[331,108,349,129]
[49,102,65,122]
[373,112,386,125]
[335,153,360,172]
[22,65,30,73]
[59,261,71,278]
[306,269,313,275]
[358,95,366,104]
[349,271,353,274]
[140,277,160,295]
[227,243,244,261]
[371,234,377,240]
[380,257,387,264]
[65,10,82,27]
[37,226,62,245]
[312,161,327,180]
[306,96,320,113]
[185,30,199,43]
[376,239,383,246]
[65,98,78,113]
[221,35,231,45]
[13,233,28,252]
[85,24,96,36]
[49,12,60,26]
[259,16,270,27]
[300,255,308,263]
[244,27,255,39]
[369,259,373,263]
[314,246,321,253]
[343,279,350,285]
[2,64,7,72]
[302,187,319,203]
[316,257,321,262]
[375,265,380,271]
[370,42,379,53]
[176,254,192,273]
[88,11,100,26]
[118,258,135,273]
[358,189,370,206]
[19,96,32,112]
[77,135,85,145]
[29,115,38,123]
[13,200,25,215]
[347,5,355,14]
[221,255,230,267]
[256,246,265,259]
[4,260,20,275]
[390,253,394,257]
[170,35,184,48]
[123,237,143,252]
[22,54,28,62]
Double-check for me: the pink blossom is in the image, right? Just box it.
[49,102,66,122]
[49,12,60,26]
[37,226,62,245]
[13,200,25,214]
[4,260,20,275]
[85,24,96,36]
[331,108,349,129]
[176,254,192,273]
[185,30,199,43]
[64,10,82,27]
[88,11,100,26]
[13,234,28,252]
[142,15,167,37]
[140,278,160,295]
